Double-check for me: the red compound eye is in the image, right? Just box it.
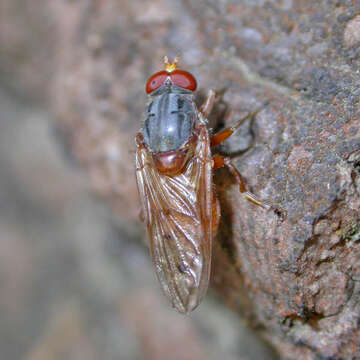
[146,71,168,94]
[170,70,197,91]
[146,65,197,94]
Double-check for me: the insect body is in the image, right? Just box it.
[136,57,275,313]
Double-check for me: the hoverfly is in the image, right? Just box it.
[135,57,278,314]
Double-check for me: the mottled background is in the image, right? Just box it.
[0,1,278,360]
[0,86,276,360]
[1,1,359,359]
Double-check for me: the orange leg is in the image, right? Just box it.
[210,104,267,148]
[212,155,286,219]
[212,155,226,171]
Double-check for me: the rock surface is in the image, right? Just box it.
[0,87,275,360]
[0,0,55,100]
[2,0,359,359]
[51,1,360,359]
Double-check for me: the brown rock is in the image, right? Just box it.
[0,0,55,100]
[48,1,360,359]
[344,15,360,48]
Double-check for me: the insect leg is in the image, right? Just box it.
[213,155,286,219]
[210,104,267,148]
[199,89,216,118]
[212,154,226,170]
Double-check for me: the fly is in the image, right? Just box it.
[135,56,283,314]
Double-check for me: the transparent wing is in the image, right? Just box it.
[135,126,213,313]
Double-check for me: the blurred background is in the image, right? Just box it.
[0,1,279,359]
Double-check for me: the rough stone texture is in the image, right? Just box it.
[16,0,360,359]
[0,88,276,360]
